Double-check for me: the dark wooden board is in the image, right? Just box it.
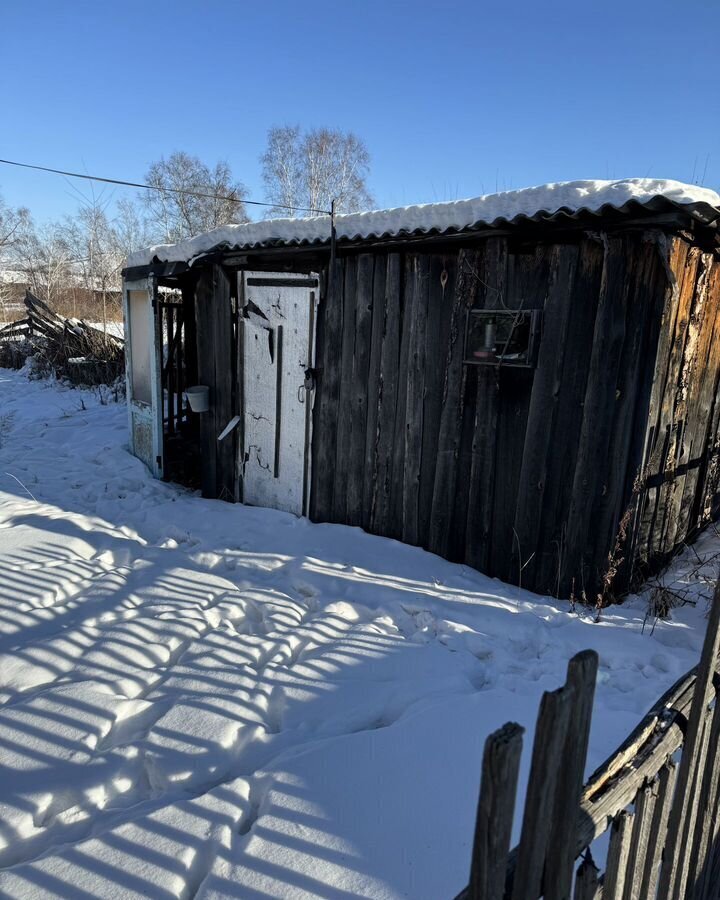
[512,242,579,588]
[402,253,430,545]
[534,238,604,596]
[310,260,343,520]
[428,248,480,558]
[370,253,402,537]
[332,256,357,522]
[562,236,631,599]
[418,254,456,548]
[346,253,375,527]
[362,253,387,529]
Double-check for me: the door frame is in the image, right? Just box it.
[239,271,319,517]
[123,274,164,478]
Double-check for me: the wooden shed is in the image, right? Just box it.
[122,178,720,601]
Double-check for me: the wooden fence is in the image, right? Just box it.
[456,576,720,899]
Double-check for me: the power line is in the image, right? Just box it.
[0,156,332,216]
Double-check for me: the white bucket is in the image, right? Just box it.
[186,385,210,413]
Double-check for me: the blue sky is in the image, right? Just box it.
[2,0,719,223]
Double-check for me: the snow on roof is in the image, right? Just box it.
[127,178,720,268]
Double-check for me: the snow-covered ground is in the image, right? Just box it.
[0,367,716,899]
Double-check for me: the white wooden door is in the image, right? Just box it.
[123,275,163,477]
[240,272,319,516]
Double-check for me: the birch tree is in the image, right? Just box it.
[261,126,373,216]
[143,152,249,241]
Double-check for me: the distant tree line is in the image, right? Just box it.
[0,126,372,324]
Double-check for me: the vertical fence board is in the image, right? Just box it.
[332,256,357,522]
[362,253,385,528]
[311,260,343,521]
[388,255,413,539]
[544,650,599,900]
[369,254,402,537]
[418,254,455,548]
[403,254,430,545]
[694,691,720,899]
[428,248,479,557]
[513,243,578,589]
[469,722,524,900]
[639,761,678,900]
[658,578,720,900]
[536,238,604,596]
[624,779,659,900]
[347,253,374,527]
[574,854,602,900]
[464,239,503,572]
[604,811,634,900]
[563,235,630,599]
[510,684,574,900]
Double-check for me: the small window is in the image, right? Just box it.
[464,309,542,368]
[128,290,152,404]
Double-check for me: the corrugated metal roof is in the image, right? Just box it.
[127,179,720,268]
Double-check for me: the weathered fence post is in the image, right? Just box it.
[603,810,634,899]
[469,722,524,900]
[545,651,598,900]
[510,650,599,900]
[658,576,720,900]
[573,852,601,900]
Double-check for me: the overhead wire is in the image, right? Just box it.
[0,156,332,216]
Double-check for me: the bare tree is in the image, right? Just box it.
[0,192,30,257]
[261,126,373,217]
[143,152,249,242]
[60,197,125,332]
[10,219,73,308]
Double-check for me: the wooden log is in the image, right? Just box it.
[544,650,598,900]
[657,577,720,900]
[402,253,430,545]
[346,253,374,527]
[369,254,402,537]
[428,248,479,557]
[603,810,634,900]
[469,722,524,900]
[332,256,357,522]
[574,853,602,900]
[510,681,574,900]
[623,779,659,900]
[310,259,343,521]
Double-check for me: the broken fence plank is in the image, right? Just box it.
[469,722,524,900]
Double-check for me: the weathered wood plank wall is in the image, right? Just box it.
[633,240,720,580]
[310,231,720,598]
[194,264,236,501]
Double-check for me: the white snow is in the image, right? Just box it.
[127,178,720,268]
[0,366,717,898]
